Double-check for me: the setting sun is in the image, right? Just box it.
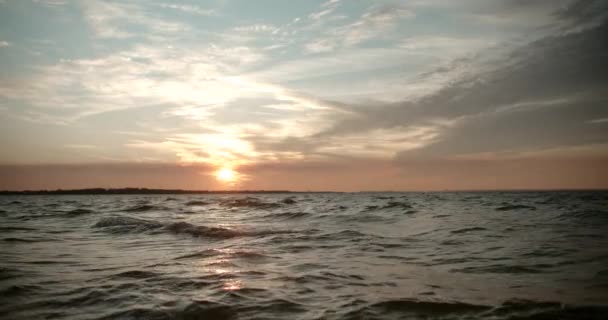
[215,167,236,182]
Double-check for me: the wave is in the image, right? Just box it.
[0,267,23,281]
[311,229,375,242]
[123,204,164,212]
[111,270,160,279]
[220,197,281,209]
[177,300,238,320]
[66,208,94,216]
[185,200,209,206]
[93,216,292,240]
[342,213,387,223]
[382,201,414,209]
[451,226,487,234]
[495,204,537,211]
[261,211,311,220]
[342,299,608,319]
[0,284,42,297]
[95,297,310,320]
[567,209,608,219]
[19,290,607,320]
[93,216,164,230]
[168,221,294,239]
[175,249,269,260]
[484,299,608,320]
[3,237,40,243]
[98,300,237,320]
[365,201,413,212]
[362,299,490,314]
[453,264,546,274]
[281,197,297,204]
[0,226,38,232]
[166,221,245,239]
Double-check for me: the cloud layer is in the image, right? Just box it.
[0,0,607,190]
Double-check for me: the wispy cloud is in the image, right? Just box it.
[158,3,216,16]
[309,0,341,21]
[233,23,279,34]
[81,1,189,39]
[305,4,414,53]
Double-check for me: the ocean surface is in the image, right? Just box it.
[1,191,607,319]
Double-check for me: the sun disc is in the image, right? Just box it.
[216,167,236,182]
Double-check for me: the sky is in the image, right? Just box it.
[1,0,607,191]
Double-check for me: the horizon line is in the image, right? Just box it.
[1,187,607,195]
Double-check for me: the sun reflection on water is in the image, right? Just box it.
[222,280,242,291]
[199,254,244,293]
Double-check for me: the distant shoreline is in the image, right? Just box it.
[0,188,606,195]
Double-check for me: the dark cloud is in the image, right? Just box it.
[311,14,608,156]
[412,98,608,156]
[554,0,608,27]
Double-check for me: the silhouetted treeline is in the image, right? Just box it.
[0,188,293,195]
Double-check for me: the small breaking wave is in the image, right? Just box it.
[166,221,244,239]
[167,221,293,239]
[93,216,163,230]
[93,216,292,240]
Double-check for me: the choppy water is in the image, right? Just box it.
[1,191,607,319]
